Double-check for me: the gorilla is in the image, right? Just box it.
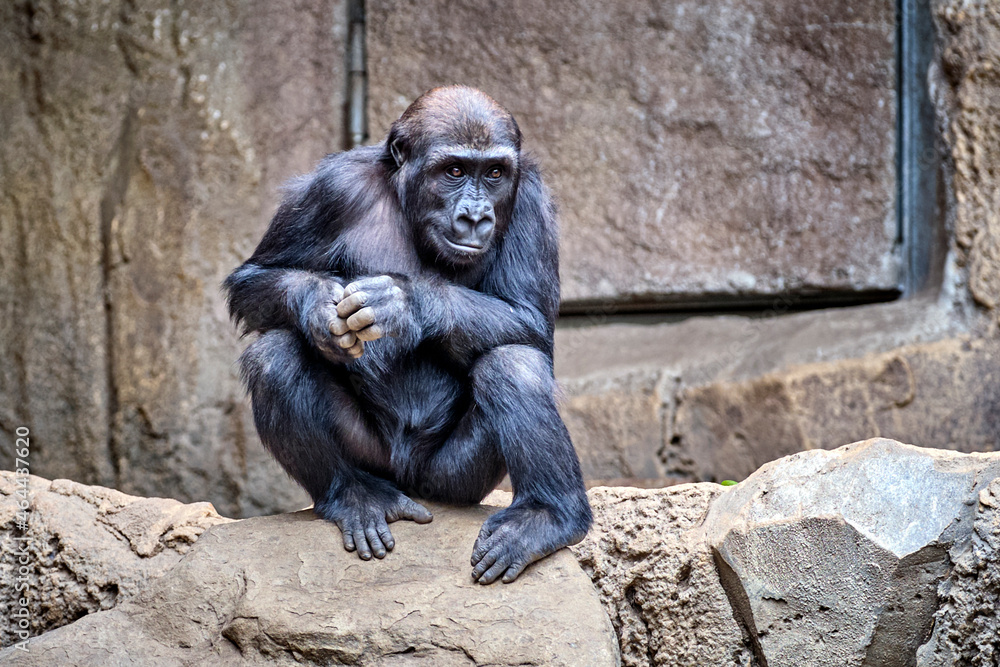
[224,86,591,584]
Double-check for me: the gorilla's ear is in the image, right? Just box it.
[386,125,407,169]
[389,138,405,168]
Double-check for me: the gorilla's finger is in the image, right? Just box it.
[330,282,346,303]
[347,307,377,331]
[346,341,365,358]
[355,325,384,342]
[329,316,351,336]
[471,538,487,565]
[471,546,500,581]
[396,498,433,524]
[502,561,529,583]
[376,519,395,551]
[339,524,356,552]
[334,331,358,348]
[479,556,512,585]
[354,529,373,560]
[472,526,503,563]
[337,292,368,318]
[365,525,387,559]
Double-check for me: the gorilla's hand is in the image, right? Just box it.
[336,275,416,342]
[315,479,433,560]
[305,279,365,362]
[470,505,588,584]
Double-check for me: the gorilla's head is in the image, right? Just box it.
[384,86,522,266]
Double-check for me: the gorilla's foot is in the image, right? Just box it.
[470,504,589,584]
[316,480,433,560]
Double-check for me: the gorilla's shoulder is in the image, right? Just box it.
[314,145,387,183]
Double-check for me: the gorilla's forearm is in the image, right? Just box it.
[224,263,338,336]
[413,279,551,360]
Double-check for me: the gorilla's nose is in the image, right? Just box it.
[452,202,495,248]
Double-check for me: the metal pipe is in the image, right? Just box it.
[346,0,367,148]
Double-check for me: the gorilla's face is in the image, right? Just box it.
[412,144,519,264]
[386,86,523,268]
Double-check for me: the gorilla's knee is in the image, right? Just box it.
[471,345,553,403]
[238,329,304,393]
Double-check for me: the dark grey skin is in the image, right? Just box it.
[225,86,591,584]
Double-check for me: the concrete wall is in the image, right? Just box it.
[0,0,347,515]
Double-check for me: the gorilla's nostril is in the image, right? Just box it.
[475,218,495,238]
[453,216,474,236]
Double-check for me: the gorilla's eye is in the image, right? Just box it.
[487,167,503,180]
[446,165,464,178]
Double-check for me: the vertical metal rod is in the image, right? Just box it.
[898,0,942,296]
[346,0,368,148]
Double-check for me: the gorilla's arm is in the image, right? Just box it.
[224,152,383,361]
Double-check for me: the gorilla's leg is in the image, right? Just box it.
[239,330,431,560]
[414,344,591,583]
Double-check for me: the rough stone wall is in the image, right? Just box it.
[0,0,345,515]
[1,0,998,518]
[653,0,1000,482]
[670,337,1000,482]
[557,0,1000,483]
[937,0,1000,318]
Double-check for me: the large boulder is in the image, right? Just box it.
[704,438,1000,667]
[0,472,231,648]
[6,439,1000,666]
[0,501,620,666]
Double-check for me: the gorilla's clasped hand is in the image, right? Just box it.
[305,280,366,361]
[335,275,415,344]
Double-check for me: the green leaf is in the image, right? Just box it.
[720,480,738,487]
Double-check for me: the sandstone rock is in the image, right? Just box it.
[0,472,231,648]
[573,484,751,667]
[0,503,620,666]
[367,0,898,307]
[705,438,1000,667]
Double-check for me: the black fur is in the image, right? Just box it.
[224,86,591,584]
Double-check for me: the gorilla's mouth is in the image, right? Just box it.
[443,237,487,254]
